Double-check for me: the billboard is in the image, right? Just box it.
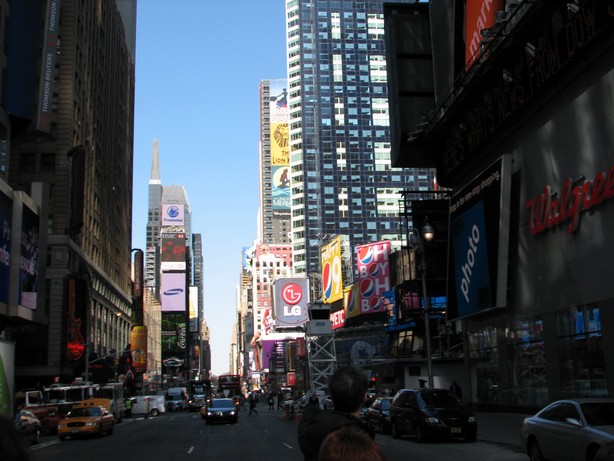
[0,188,11,305]
[0,340,15,417]
[161,272,186,312]
[356,241,391,315]
[161,204,185,226]
[130,325,148,374]
[161,312,186,357]
[320,236,343,303]
[272,278,310,328]
[447,156,512,319]
[465,0,503,67]
[20,203,39,310]
[344,284,359,320]
[269,79,289,166]
[189,286,198,333]
[272,166,291,210]
[160,231,186,271]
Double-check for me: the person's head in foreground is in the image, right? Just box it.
[319,425,386,461]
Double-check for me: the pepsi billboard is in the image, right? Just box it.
[320,236,343,303]
[355,241,391,315]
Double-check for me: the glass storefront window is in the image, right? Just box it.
[557,304,606,398]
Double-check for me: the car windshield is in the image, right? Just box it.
[210,399,234,409]
[69,407,101,417]
[381,399,392,411]
[581,403,614,426]
[419,390,461,406]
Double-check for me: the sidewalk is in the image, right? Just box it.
[475,412,531,448]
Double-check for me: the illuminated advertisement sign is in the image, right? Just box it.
[161,204,185,226]
[160,232,186,271]
[344,284,359,320]
[161,272,186,312]
[272,278,310,328]
[20,203,39,310]
[447,156,511,320]
[320,236,343,303]
[465,0,503,67]
[269,79,289,166]
[272,166,291,210]
[356,241,391,315]
[130,326,148,374]
[189,286,198,332]
[0,188,11,305]
[331,306,345,330]
[161,312,186,356]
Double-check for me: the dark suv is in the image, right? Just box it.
[389,388,477,442]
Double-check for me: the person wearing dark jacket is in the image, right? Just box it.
[298,366,374,461]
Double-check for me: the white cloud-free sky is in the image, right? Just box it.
[133,1,287,375]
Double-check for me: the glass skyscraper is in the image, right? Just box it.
[285,0,435,276]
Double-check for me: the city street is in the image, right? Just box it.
[27,405,529,461]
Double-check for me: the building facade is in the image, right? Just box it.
[391,0,614,410]
[284,0,435,277]
[4,0,136,389]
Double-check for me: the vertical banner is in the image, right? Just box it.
[36,0,61,132]
[130,325,148,374]
[0,190,11,305]
[356,241,391,315]
[20,204,39,310]
[320,236,343,303]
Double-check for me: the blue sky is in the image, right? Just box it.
[133,1,287,375]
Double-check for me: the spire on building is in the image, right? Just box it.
[150,138,161,184]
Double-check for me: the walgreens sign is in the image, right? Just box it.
[526,165,614,236]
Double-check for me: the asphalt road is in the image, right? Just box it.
[27,405,528,461]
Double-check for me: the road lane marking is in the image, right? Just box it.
[283,442,293,449]
[187,446,195,454]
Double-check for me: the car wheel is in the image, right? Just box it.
[108,423,114,435]
[59,435,66,441]
[383,422,391,435]
[33,427,41,445]
[150,408,160,417]
[98,424,104,437]
[391,422,400,439]
[529,440,545,461]
[415,425,428,443]
[464,432,476,443]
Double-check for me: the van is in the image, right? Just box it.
[131,395,165,417]
[166,387,189,411]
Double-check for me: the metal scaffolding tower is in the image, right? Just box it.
[306,302,337,394]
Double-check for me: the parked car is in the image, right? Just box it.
[366,397,393,434]
[520,398,614,461]
[57,404,114,440]
[14,409,42,445]
[389,388,477,442]
[201,398,238,425]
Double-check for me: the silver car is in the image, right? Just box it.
[520,398,614,461]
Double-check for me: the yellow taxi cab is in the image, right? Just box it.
[57,398,115,440]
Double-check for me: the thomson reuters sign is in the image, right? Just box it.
[272,278,309,328]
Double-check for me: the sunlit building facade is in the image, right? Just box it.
[284,0,435,277]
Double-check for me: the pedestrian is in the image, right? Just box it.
[418,378,427,388]
[298,366,374,461]
[268,394,274,410]
[449,380,463,399]
[124,396,133,417]
[319,425,386,461]
[308,391,319,407]
[248,393,258,415]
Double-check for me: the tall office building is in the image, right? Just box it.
[284,0,435,276]
[145,139,163,292]
[259,80,291,245]
[6,1,136,386]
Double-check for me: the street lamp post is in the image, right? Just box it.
[409,218,435,388]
